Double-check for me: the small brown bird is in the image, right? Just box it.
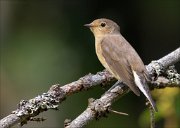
[85,18,157,112]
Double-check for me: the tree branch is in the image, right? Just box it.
[147,47,180,75]
[65,67,180,128]
[65,47,180,128]
[0,47,180,128]
[0,70,114,128]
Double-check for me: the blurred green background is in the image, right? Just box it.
[0,0,180,127]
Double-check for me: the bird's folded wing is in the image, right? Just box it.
[101,35,140,96]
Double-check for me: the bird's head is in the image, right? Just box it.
[84,18,120,37]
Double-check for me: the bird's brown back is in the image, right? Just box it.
[98,33,148,95]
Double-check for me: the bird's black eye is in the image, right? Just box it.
[100,22,106,27]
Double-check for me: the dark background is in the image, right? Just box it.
[1,0,180,127]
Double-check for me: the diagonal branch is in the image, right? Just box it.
[146,47,180,74]
[0,47,180,128]
[0,71,114,128]
[65,47,180,128]
[65,70,180,128]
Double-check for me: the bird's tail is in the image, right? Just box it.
[133,71,158,112]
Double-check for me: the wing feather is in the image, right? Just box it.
[101,34,146,96]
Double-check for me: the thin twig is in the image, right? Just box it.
[150,107,155,128]
[108,109,129,116]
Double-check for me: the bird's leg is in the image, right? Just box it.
[107,80,123,92]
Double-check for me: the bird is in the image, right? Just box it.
[84,18,157,112]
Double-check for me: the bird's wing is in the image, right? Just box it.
[101,34,157,111]
[101,34,143,96]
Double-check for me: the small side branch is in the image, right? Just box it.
[150,107,155,128]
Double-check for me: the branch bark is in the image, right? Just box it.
[0,47,180,128]
[65,47,180,128]
[0,70,115,128]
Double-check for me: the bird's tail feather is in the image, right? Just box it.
[133,71,158,112]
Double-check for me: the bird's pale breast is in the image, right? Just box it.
[95,37,117,77]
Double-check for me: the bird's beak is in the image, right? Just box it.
[84,23,93,28]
